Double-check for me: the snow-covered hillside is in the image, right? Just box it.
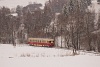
[0,44,100,67]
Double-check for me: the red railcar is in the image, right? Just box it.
[28,38,54,47]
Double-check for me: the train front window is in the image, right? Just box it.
[49,41,51,43]
[52,41,54,43]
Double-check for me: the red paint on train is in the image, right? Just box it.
[28,42,54,47]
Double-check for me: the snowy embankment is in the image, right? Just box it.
[0,44,73,58]
[0,44,100,67]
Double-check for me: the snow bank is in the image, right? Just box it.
[0,44,100,67]
[0,44,73,58]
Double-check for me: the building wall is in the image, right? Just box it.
[55,36,67,48]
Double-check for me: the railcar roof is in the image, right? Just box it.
[28,38,54,40]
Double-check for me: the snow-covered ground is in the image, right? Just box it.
[0,44,100,67]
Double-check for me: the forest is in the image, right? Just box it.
[0,0,100,52]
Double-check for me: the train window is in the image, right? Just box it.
[37,40,39,42]
[49,41,51,43]
[48,41,54,43]
[51,41,53,43]
[40,40,41,43]
[42,40,46,43]
[33,40,34,42]
[51,41,54,43]
[52,41,54,43]
[35,40,37,42]
[42,40,43,42]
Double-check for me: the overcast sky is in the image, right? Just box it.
[0,0,48,9]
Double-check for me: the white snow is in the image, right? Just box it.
[0,44,100,67]
[0,0,48,9]
[11,13,18,16]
